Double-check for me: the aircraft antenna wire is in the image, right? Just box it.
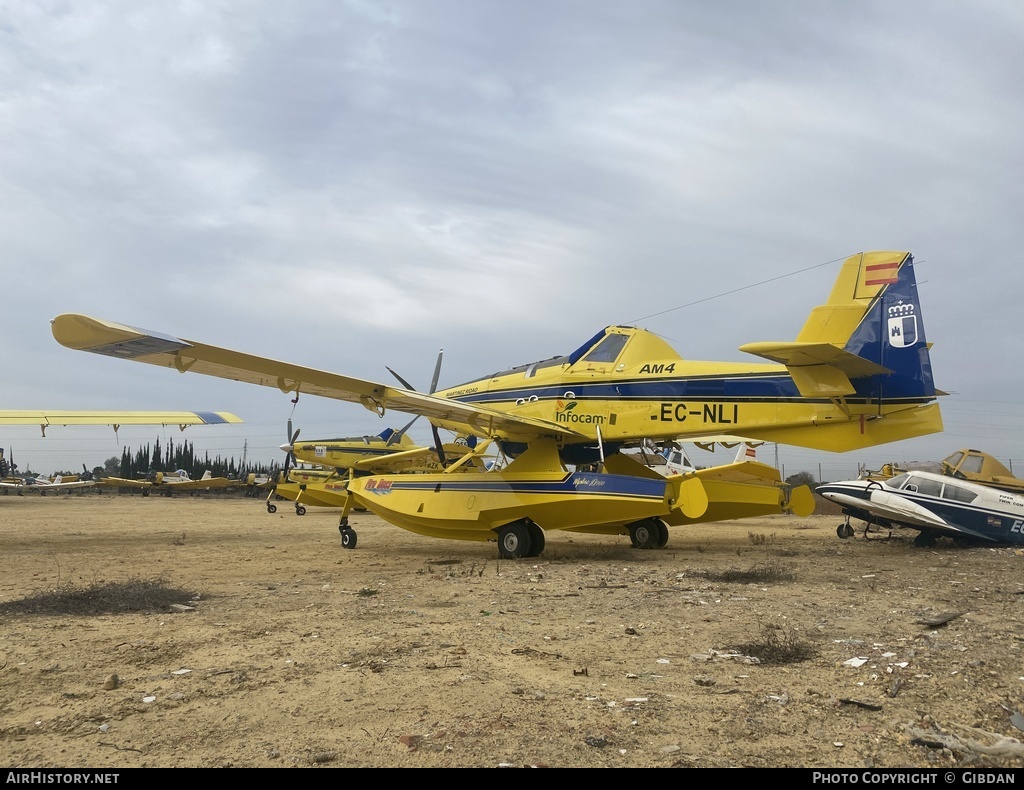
[625,254,848,325]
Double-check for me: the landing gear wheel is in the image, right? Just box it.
[914,531,936,548]
[295,504,306,516]
[267,503,277,514]
[837,522,854,539]
[654,519,669,548]
[629,518,660,549]
[525,521,545,557]
[341,528,358,549]
[497,521,533,559]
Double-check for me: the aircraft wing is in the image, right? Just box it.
[98,477,152,489]
[691,460,782,485]
[51,314,584,442]
[352,445,435,471]
[0,410,241,427]
[164,477,233,490]
[27,479,97,491]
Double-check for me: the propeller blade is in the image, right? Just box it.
[282,419,301,477]
[429,348,444,394]
[388,347,445,455]
[386,366,416,390]
[432,425,447,467]
[389,415,421,445]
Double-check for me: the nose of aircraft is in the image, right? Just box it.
[280,443,293,453]
[815,484,838,501]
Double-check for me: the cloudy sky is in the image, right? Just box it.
[3,0,1023,481]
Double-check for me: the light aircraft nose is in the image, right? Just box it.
[815,484,840,502]
[280,443,293,453]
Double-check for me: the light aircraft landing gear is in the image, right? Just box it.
[837,518,854,539]
[295,504,306,516]
[497,519,539,559]
[338,516,357,550]
[525,521,545,557]
[629,518,668,549]
[914,531,937,548]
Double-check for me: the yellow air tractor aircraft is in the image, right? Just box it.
[51,250,942,556]
[271,424,490,515]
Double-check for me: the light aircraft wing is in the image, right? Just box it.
[98,477,152,489]
[824,489,948,531]
[0,410,241,428]
[164,477,233,490]
[26,478,97,491]
[51,314,583,442]
[351,445,434,471]
[691,460,780,485]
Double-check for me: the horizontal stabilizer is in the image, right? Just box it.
[739,341,891,399]
[739,341,891,377]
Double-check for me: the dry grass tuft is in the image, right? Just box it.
[0,576,198,617]
[733,623,818,665]
[700,561,795,584]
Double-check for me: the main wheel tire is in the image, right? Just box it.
[498,521,533,559]
[341,528,358,549]
[914,531,936,548]
[525,521,546,557]
[837,523,854,539]
[629,518,659,549]
[267,503,277,514]
[295,505,307,516]
[654,519,670,548]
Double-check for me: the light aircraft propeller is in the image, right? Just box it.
[385,348,446,466]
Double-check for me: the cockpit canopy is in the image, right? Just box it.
[884,472,978,504]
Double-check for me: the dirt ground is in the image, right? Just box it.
[2,492,1024,769]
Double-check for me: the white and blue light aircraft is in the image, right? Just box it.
[818,471,1024,547]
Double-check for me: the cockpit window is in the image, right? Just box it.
[884,474,910,489]
[911,477,943,497]
[942,483,978,503]
[582,333,628,364]
[960,455,984,474]
[943,451,964,469]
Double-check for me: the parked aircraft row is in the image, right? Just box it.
[51,250,944,557]
[0,411,243,495]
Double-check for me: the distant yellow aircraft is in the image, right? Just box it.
[1,411,242,495]
[99,468,239,496]
[51,250,942,556]
[270,425,490,516]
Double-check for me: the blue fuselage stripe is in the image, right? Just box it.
[371,472,666,499]
[446,373,935,407]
